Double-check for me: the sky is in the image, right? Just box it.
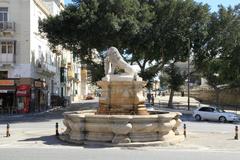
[64,0,239,12]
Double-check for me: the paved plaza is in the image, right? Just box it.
[0,98,239,160]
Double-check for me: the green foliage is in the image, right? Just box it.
[161,63,185,92]
[39,0,211,83]
[194,4,240,88]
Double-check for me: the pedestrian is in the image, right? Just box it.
[181,91,184,97]
[151,94,154,106]
[0,98,2,107]
[0,97,4,114]
[147,93,151,104]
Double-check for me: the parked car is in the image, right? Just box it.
[193,105,239,122]
[51,95,70,108]
[85,93,94,100]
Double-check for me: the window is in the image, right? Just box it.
[1,42,13,54]
[0,7,8,22]
[208,108,214,112]
[199,107,214,112]
[0,71,8,79]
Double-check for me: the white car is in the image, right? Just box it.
[193,105,239,122]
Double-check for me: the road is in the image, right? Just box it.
[0,148,240,160]
[0,99,239,160]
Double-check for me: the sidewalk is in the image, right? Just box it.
[0,99,99,121]
[0,106,63,121]
[152,95,240,115]
[153,95,200,108]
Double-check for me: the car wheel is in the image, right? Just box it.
[219,116,227,123]
[195,114,201,121]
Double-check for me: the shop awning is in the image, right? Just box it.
[0,87,15,93]
[0,89,15,93]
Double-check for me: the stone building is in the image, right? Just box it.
[0,0,86,114]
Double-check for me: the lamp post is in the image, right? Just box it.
[187,38,190,111]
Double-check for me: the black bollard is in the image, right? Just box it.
[56,122,59,136]
[183,124,186,138]
[6,123,10,137]
[234,126,238,140]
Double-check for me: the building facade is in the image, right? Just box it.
[0,0,86,114]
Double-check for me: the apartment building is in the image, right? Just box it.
[0,0,85,114]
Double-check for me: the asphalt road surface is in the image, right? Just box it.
[0,100,239,160]
[0,148,240,160]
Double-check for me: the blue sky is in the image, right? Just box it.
[64,0,239,12]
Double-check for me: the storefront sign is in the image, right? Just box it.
[0,80,15,86]
[34,81,42,88]
[16,85,31,96]
[16,90,27,95]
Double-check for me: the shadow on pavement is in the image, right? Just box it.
[18,135,127,148]
[18,135,71,146]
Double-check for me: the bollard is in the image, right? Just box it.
[234,126,238,140]
[6,123,10,137]
[183,124,186,138]
[56,122,59,136]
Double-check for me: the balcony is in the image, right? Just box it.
[0,22,15,34]
[74,73,80,82]
[67,63,74,80]
[52,46,62,56]
[67,70,74,80]
[36,61,57,76]
[0,41,16,66]
[45,63,57,73]
[61,59,67,67]
[0,53,15,66]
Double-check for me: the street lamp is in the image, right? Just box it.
[154,80,159,97]
[187,38,190,111]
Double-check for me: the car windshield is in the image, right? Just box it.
[215,108,225,113]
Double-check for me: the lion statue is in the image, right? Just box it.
[104,47,137,76]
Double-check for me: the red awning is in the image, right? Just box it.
[17,85,31,91]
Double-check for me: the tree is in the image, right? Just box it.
[194,4,240,106]
[152,0,210,107]
[40,0,143,82]
[161,63,186,107]
[39,0,210,87]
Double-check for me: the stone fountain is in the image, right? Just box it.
[60,47,183,146]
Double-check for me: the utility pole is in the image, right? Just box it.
[187,38,190,111]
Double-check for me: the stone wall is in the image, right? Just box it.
[191,88,240,106]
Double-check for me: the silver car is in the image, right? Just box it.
[193,105,239,122]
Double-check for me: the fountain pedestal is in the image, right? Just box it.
[97,75,148,115]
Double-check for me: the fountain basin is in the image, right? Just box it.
[60,110,184,146]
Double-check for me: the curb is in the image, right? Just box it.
[58,134,185,147]
[0,106,63,121]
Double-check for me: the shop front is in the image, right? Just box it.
[16,85,31,113]
[0,79,16,114]
[33,80,48,112]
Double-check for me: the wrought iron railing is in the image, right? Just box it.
[0,22,15,32]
